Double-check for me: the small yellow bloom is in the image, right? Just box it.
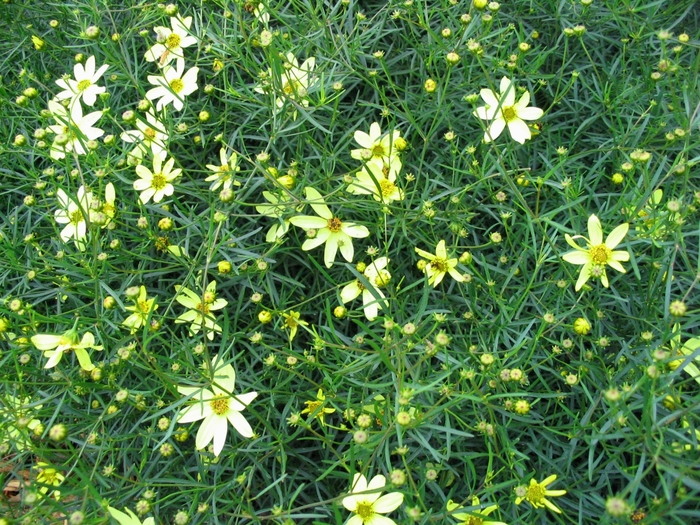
[122,286,158,334]
[34,462,65,500]
[32,36,45,50]
[515,474,567,513]
[281,310,308,341]
[562,214,629,291]
[415,240,465,287]
[301,389,336,425]
[447,497,507,525]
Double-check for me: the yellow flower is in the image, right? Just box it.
[205,148,242,191]
[473,76,543,144]
[108,506,155,525]
[561,214,629,291]
[31,328,102,371]
[177,355,257,457]
[289,187,370,268]
[515,474,567,513]
[301,389,336,425]
[346,160,404,204]
[667,324,700,384]
[175,281,227,340]
[122,286,158,334]
[415,240,465,287]
[34,462,65,500]
[447,497,507,525]
[281,310,308,341]
[133,155,182,204]
[342,473,404,525]
[340,257,391,320]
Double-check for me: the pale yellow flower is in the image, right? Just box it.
[562,214,629,291]
[447,497,507,525]
[144,16,197,69]
[177,355,257,457]
[31,328,102,371]
[515,474,567,514]
[342,473,404,525]
[146,61,199,111]
[415,240,465,287]
[205,148,242,191]
[122,286,158,334]
[47,99,104,159]
[54,55,109,106]
[289,187,369,268]
[108,506,155,525]
[133,155,182,204]
[34,463,65,500]
[174,281,227,340]
[474,76,543,144]
[301,389,336,425]
[346,160,404,204]
[340,257,391,320]
[281,310,308,341]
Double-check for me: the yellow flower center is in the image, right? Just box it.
[502,106,517,121]
[304,400,322,415]
[151,173,168,191]
[196,302,210,315]
[589,244,611,264]
[137,300,151,313]
[77,79,92,92]
[144,127,157,141]
[327,217,343,233]
[102,203,115,216]
[166,33,181,50]
[356,501,375,521]
[430,257,448,272]
[219,163,230,172]
[69,209,84,225]
[526,482,546,505]
[169,78,184,94]
[39,469,59,484]
[285,315,299,329]
[282,80,305,98]
[355,279,366,291]
[379,179,396,198]
[372,144,386,157]
[210,397,229,415]
[374,270,391,288]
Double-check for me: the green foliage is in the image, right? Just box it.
[1,0,699,524]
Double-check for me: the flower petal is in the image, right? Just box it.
[372,492,404,513]
[227,410,254,438]
[587,215,603,246]
[605,223,629,249]
[507,118,531,144]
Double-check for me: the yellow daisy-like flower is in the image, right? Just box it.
[177,355,257,457]
[205,148,242,192]
[561,214,630,291]
[301,389,336,425]
[133,155,182,204]
[34,462,65,501]
[174,280,228,340]
[447,497,508,525]
[473,76,543,144]
[415,240,465,287]
[289,187,370,268]
[281,310,308,341]
[346,159,404,204]
[342,473,404,525]
[108,506,155,525]
[122,286,158,334]
[667,324,700,384]
[31,328,102,371]
[256,191,292,243]
[515,474,567,514]
[340,257,391,320]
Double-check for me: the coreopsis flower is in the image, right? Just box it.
[350,123,402,166]
[289,187,370,268]
[54,55,109,106]
[256,191,292,242]
[121,110,169,160]
[97,182,116,228]
[205,148,242,191]
[133,155,182,204]
[341,257,391,320]
[122,286,158,334]
[174,280,227,340]
[415,240,465,287]
[177,354,257,457]
[667,324,700,384]
[47,99,104,159]
[144,16,197,69]
[31,328,102,371]
[473,76,543,144]
[255,52,316,113]
[561,214,629,291]
[0,395,42,452]
[515,474,567,514]
[145,61,199,111]
[342,473,404,525]
[281,310,308,341]
[108,506,155,525]
[347,160,404,204]
[301,389,336,425]
[54,185,93,250]
[34,463,64,500]
[446,497,507,525]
